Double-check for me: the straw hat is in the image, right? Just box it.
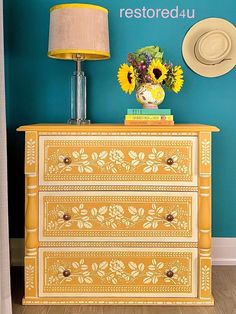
[182,18,236,77]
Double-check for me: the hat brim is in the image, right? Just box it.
[182,18,236,77]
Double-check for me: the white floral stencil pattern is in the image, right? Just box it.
[46,202,188,232]
[46,146,190,176]
[46,258,190,287]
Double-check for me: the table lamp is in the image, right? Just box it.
[48,3,110,124]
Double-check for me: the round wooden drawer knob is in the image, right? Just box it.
[166,270,174,278]
[166,214,174,222]
[166,158,174,166]
[63,213,71,221]
[63,157,72,165]
[63,270,71,277]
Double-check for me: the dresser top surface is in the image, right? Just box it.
[17,123,219,133]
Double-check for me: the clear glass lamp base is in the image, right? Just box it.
[69,60,90,125]
[68,118,91,125]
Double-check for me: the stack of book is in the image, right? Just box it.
[124,108,174,126]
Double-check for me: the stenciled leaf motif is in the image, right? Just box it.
[99,261,108,270]
[138,208,144,216]
[99,151,108,159]
[131,270,140,278]
[72,207,79,214]
[153,165,158,172]
[84,277,93,284]
[148,153,156,160]
[157,262,164,269]
[143,277,152,284]
[201,265,210,291]
[78,165,84,173]
[138,263,145,272]
[26,139,36,166]
[96,215,104,222]
[143,221,152,229]
[97,160,105,167]
[84,166,93,173]
[148,265,155,271]
[131,159,140,166]
[99,206,108,215]
[157,151,164,158]
[25,264,34,290]
[78,275,84,283]
[128,207,137,215]
[92,152,98,160]
[91,208,97,216]
[139,152,145,160]
[83,222,92,229]
[92,263,98,272]
[144,166,152,173]
[72,151,80,158]
[128,151,137,159]
[128,261,137,270]
[97,270,105,277]
[201,139,211,166]
[72,262,80,269]
[81,264,88,271]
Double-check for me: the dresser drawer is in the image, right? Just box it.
[39,135,197,186]
[39,247,197,298]
[39,191,198,242]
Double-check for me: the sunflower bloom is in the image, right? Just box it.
[117,64,136,94]
[172,66,184,93]
[148,60,167,84]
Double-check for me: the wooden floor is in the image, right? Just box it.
[12,266,236,314]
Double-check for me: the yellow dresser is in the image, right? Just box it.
[17,124,219,305]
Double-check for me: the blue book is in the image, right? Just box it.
[127,108,171,115]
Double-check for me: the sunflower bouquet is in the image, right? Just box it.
[117,46,184,108]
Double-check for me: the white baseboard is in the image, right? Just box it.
[212,237,236,265]
[9,237,236,266]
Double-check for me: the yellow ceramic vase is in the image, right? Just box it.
[136,83,165,108]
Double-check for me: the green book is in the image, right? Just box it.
[127,108,171,115]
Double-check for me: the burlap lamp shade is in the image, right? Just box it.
[48,3,110,60]
[48,3,110,124]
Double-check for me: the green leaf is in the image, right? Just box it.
[133,45,164,63]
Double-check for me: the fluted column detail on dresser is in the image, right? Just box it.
[24,131,38,298]
[198,132,212,300]
[25,174,38,256]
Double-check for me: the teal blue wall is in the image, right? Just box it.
[4,0,236,237]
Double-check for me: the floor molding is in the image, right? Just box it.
[10,237,236,266]
[212,237,236,265]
